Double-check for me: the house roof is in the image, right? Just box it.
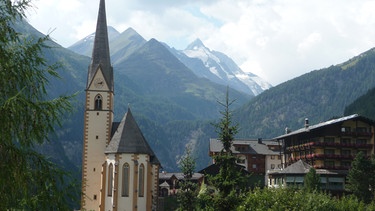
[209,138,280,155]
[278,159,312,174]
[159,181,170,188]
[87,0,113,91]
[268,160,348,176]
[105,108,160,164]
[159,172,203,180]
[275,114,374,140]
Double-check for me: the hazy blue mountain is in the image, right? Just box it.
[21,20,252,172]
[68,26,120,57]
[234,48,375,139]
[111,27,147,65]
[169,38,272,96]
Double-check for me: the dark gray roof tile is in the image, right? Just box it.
[105,108,160,164]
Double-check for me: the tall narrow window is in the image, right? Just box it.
[138,164,144,197]
[122,163,130,197]
[94,95,102,110]
[108,163,113,197]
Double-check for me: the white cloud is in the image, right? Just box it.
[27,0,375,85]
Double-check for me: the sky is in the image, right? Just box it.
[27,0,375,86]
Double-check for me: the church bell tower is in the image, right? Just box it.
[81,0,114,210]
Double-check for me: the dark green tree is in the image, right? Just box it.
[370,155,375,201]
[304,167,321,192]
[0,0,75,209]
[209,88,248,211]
[346,151,373,203]
[177,147,198,211]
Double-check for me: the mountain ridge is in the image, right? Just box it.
[234,47,375,139]
[68,27,271,96]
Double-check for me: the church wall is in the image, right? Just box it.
[103,154,155,211]
[82,68,114,211]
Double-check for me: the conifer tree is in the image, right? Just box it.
[210,88,248,211]
[0,0,75,209]
[304,167,321,192]
[346,151,373,203]
[177,147,198,211]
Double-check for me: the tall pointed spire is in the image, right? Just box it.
[87,0,113,91]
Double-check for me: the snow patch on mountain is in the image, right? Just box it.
[180,38,272,96]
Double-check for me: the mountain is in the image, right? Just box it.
[69,29,271,96]
[344,86,375,120]
[24,19,375,175]
[18,21,252,172]
[234,48,375,139]
[68,26,120,57]
[169,38,272,96]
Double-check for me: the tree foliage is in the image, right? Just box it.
[207,88,248,210]
[239,187,375,211]
[346,152,374,203]
[0,0,75,209]
[177,147,198,211]
[304,167,321,192]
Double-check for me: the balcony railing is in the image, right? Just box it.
[313,165,350,170]
[341,131,373,137]
[286,142,373,151]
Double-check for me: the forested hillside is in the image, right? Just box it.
[234,48,375,139]
[344,86,375,120]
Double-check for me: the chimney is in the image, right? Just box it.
[258,138,262,144]
[305,118,309,129]
[285,127,291,134]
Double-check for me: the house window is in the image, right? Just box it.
[341,138,351,145]
[94,95,103,110]
[356,139,367,144]
[356,127,367,132]
[138,164,144,197]
[271,164,275,169]
[324,160,335,168]
[324,137,334,144]
[341,161,351,168]
[108,163,113,196]
[341,150,351,156]
[122,163,130,197]
[252,164,257,169]
[341,127,351,132]
[324,149,335,155]
[271,155,275,160]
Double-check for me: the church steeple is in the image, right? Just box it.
[87,0,113,91]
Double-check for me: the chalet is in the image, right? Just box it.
[275,114,374,170]
[268,160,346,194]
[268,114,375,194]
[209,138,282,185]
[158,172,204,197]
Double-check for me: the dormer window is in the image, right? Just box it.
[95,95,102,110]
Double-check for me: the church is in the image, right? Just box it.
[80,0,161,210]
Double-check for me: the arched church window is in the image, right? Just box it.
[108,163,113,197]
[138,164,144,197]
[94,95,102,110]
[122,163,130,197]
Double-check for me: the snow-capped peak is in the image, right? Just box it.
[185,38,205,50]
[177,38,272,96]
